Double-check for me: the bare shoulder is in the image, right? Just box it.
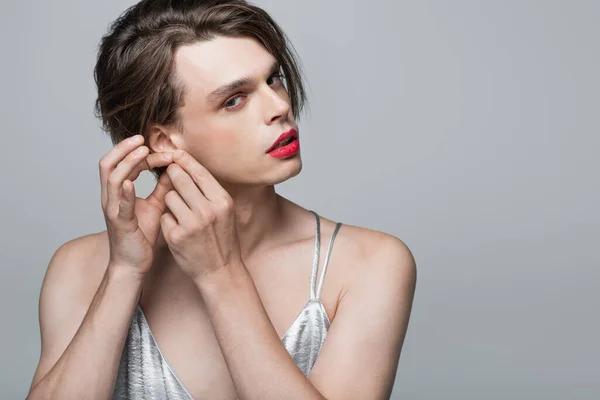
[318,214,417,296]
[48,230,109,270]
[42,230,110,301]
[38,230,111,331]
[321,214,415,271]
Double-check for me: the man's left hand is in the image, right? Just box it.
[160,149,242,283]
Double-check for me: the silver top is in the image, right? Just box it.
[113,211,342,399]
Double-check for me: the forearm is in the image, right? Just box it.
[196,263,326,400]
[28,264,143,400]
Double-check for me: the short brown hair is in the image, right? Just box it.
[93,0,307,179]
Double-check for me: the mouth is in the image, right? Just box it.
[271,136,296,149]
[266,128,299,153]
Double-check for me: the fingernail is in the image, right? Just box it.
[173,150,184,160]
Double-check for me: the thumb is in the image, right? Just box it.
[146,171,174,212]
[118,179,136,221]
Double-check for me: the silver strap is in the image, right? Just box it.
[309,210,343,300]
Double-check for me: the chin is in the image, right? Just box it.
[269,157,303,185]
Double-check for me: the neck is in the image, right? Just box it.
[226,183,286,259]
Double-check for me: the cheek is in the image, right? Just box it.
[220,131,238,146]
[205,130,245,165]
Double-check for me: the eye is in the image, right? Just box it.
[223,95,245,109]
[267,72,285,87]
[222,72,286,110]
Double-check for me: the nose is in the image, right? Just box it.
[263,86,291,125]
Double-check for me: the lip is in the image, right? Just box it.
[266,128,299,153]
[267,138,299,158]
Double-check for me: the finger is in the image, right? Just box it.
[164,189,195,225]
[166,163,209,213]
[106,145,149,218]
[160,212,179,239]
[171,150,229,202]
[99,135,145,209]
[125,151,174,182]
[145,170,175,212]
[117,179,136,223]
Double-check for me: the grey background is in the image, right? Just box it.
[1,0,598,399]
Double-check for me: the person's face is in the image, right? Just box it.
[149,35,302,187]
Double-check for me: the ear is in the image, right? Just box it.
[145,124,182,155]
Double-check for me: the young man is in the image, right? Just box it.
[27,1,416,399]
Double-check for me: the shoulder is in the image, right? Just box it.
[319,215,416,297]
[41,230,110,307]
[48,230,108,266]
[38,230,110,342]
[321,214,415,273]
[45,230,109,279]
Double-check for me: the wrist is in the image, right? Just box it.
[107,262,147,285]
[194,260,246,296]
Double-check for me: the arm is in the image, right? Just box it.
[308,235,417,399]
[26,238,144,400]
[195,234,417,400]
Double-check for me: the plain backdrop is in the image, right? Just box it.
[1,0,598,399]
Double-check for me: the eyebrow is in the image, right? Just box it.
[206,60,281,106]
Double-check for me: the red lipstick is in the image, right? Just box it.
[266,128,300,158]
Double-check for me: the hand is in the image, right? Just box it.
[100,135,174,276]
[160,150,242,283]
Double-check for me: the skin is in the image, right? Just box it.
[27,35,416,399]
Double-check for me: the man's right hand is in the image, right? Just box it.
[99,134,174,276]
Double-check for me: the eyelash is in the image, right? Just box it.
[222,72,286,110]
